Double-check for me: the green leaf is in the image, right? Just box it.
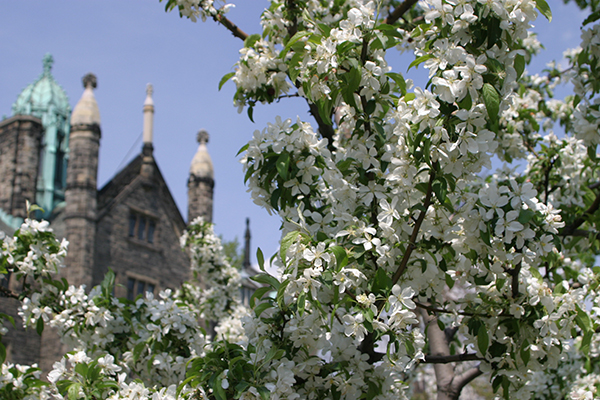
[575,304,593,333]
[581,331,593,354]
[477,324,489,355]
[244,34,261,48]
[254,301,274,317]
[68,383,82,400]
[218,72,235,90]
[250,287,272,308]
[588,144,598,162]
[386,72,406,95]
[457,91,472,110]
[251,273,280,290]
[237,143,249,157]
[408,54,434,71]
[535,0,552,22]
[487,17,501,49]
[480,226,491,246]
[583,9,600,25]
[280,231,302,264]
[297,292,306,315]
[36,317,44,336]
[445,272,455,289]
[133,342,146,363]
[514,54,525,80]
[247,105,255,123]
[256,247,265,271]
[276,152,290,181]
[257,386,271,400]
[74,362,88,378]
[518,209,535,225]
[371,268,392,296]
[482,83,500,125]
[331,246,348,270]
[520,340,530,366]
[276,279,290,309]
[281,31,310,58]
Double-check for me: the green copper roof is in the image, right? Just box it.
[13,54,71,118]
[12,54,71,218]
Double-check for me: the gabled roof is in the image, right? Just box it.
[97,154,186,232]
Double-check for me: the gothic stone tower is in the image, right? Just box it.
[63,73,101,288]
[188,129,214,223]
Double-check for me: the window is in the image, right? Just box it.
[128,212,157,243]
[126,277,156,301]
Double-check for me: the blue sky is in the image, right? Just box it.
[0,0,588,264]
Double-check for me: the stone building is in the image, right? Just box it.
[0,55,216,369]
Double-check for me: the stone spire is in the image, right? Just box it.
[243,218,251,271]
[64,73,101,288]
[142,83,154,154]
[187,129,214,223]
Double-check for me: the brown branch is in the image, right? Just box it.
[509,262,522,299]
[453,366,483,393]
[424,353,483,364]
[392,168,436,285]
[420,308,455,400]
[307,103,335,150]
[214,14,248,40]
[383,0,419,25]
[421,308,483,400]
[0,285,19,299]
[286,0,298,38]
[561,189,600,236]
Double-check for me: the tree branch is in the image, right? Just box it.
[508,262,522,299]
[214,13,248,40]
[424,353,483,364]
[561,188,600,236]
[0,284,19,299]
[453,366,483,393]
[392,168,436,285]
[307,103,336,150]
[383,0,419,25]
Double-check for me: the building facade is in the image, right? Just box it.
[0,55,216,370]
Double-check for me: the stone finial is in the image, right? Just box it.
[43,54,54,75]
[197,129,209,145]
[143,83,155,147]
[82,73,97,89]
[71,73,100,126]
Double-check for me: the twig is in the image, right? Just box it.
[383,0,419,25]
[424,352,483,364]
[509,262,522,299]
[214,14,248,40]
[561,189,600,236]
[392,167,436,285]
[276,93,301,102]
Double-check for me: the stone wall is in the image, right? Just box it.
[0,116,43,219]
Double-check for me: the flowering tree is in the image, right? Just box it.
[2,0,600,399]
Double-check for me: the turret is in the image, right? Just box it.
[10,54,71,218]
[63,73,100,287]
[140,84,155,178]
[188,129,214,223]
